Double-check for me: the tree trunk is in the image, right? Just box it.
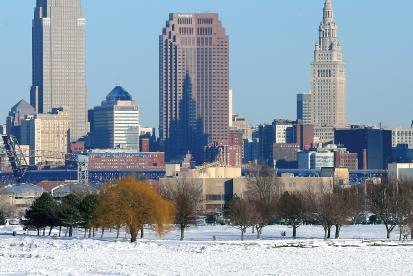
[327,226,331,239]
[335,224,341,239]
[130,225,137,243]
[49,226,54,236]
[84,228,87,238]
[43,228,45,236]
[256,226,261,239]
[140,225,144,238]
[411,225,413,240]
[293,225,297,239]
[69,226,73,237]
[93,228,96,238]
[399,225,403,241]
[241,228,245,241]
[116,226,120,240]
[101,228,105,238]
[37,228,40,236]
[323,226,328,239]
[88,228,92,238]
[386,225,391,239]
[59,226,62,237]
[180,225,185,241]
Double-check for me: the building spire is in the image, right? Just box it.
[323,0,334,23]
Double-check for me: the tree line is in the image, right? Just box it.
[8,171,413,242]
[226,165,413,241]
[19,177,205,243]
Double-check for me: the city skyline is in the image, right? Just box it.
[0,0,412,129]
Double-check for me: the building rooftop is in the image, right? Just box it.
[106,86,132,102]
[1,183,44,195]
[9,99,36,116]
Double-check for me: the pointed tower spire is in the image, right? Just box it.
[323,0,334,23]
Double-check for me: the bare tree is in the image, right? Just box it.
[278,192,304,239]
[160,179,203,241]
[246,164,278,238]
[368,181,398,239]
[227,196,257,241]
[393,181,413,240]
[331,187,364,239]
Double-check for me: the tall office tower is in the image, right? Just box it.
[311,0,346,128]
[30,0,88,141]
[92,86,140,150]
[297,93,312,125]
[160,13,229,162]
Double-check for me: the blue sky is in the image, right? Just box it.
[0,0,412,129]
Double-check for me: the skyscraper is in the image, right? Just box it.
[92,86,140,150]
[30,0,88,141]
[159,13,229,162]
[311,0,346,128]
[296,93,312,125]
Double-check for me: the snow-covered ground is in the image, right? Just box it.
[1,225,413,275]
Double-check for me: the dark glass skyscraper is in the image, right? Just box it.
[159,13,229,162]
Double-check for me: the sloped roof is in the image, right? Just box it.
[9,100,36,116]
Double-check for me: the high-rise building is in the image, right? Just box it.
[296,93,312,125]
[159,13,229,162]
[311,0,346,128]
[30,0,88,141]
[6,100,37,143]
[92,86,140,150]
[229,89,233,127]
[21,107,70,166]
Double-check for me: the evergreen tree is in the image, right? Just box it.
[79,194,98,237]
[60,194,82,237]
[24,193,58,236]
[0,211,6,226]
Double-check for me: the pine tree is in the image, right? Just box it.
[60,194,82,237]
[24,193,58,236]
[79,194,99,237]
[0,211,6,226]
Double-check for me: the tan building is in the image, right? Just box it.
[391,127,413,148]
[160,165,333,213]
[0,184,45,216]
[311,0,346,128]
[314,126,335,144]
[21,108,70,166]
[159,13,229,162]
[30,0,88,141]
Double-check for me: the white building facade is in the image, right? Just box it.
[93,86,140,150]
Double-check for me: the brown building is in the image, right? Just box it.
[139,138,150,152]
[159,13,229,163]
[295,122,314,149]
[334,151,358,170]
[87,150,165,171]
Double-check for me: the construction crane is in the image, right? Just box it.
[1,134,89,185]
[1,135,29,184]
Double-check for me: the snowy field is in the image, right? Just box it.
[1,225,413,275]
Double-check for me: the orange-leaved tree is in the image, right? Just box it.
[96,177,175,242]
